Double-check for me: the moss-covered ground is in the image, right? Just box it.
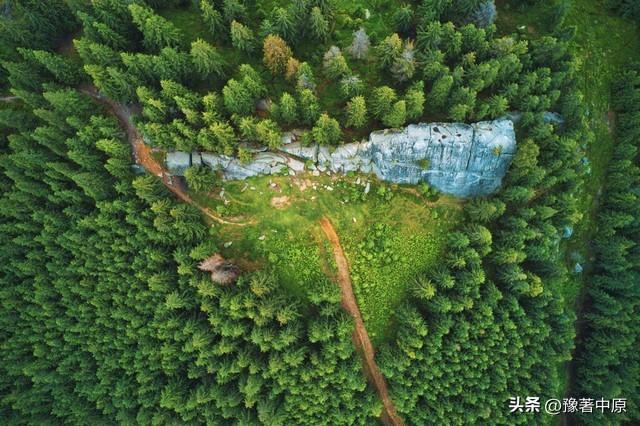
[192,173,461,344]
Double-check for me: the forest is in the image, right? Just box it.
[0,0,637,425]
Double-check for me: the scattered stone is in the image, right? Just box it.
[258,235,266,241]
[562,226,573,239]
[223,241,233,248]
[270,196,291,209]
[256,98,271,112]
[131,164,145,175]
[573,263,583,274]
[312,170,320,176]
[285,157,306,173]
[281,132,295,145]
[364,182,371,194]
[198,254,240,285]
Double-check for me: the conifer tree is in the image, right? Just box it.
[190,39,226,79]
[309,7,329,41]
[348,28,370,60]
[312,113,341,145]
[345,96,367,128]
[230,20,255,52]
[128,4,183,51]
[263,35,293,75]
[200,0,224,38]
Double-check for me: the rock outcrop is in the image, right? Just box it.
[166,117,517,197]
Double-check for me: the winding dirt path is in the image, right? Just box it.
[79,85,250,227]
[319,217,404,426]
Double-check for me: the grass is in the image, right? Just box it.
[192,173,461,344]
[497,0,640,418]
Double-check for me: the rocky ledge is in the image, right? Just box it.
[166,117,517,198]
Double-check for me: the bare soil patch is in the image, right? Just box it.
[270,195,291,209]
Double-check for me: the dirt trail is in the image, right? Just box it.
[319,217,404,426]
[79,85,249,227]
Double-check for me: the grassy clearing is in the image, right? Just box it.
[193,173,461,343]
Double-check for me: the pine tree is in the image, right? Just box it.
[191,39,226,79]
[271,7,294,41]
[312,113,341,145]
[340,75,364,98]
[298,88,320,124]
[285,57,300,81]
[230,20,255,52]
[296,62,316,90]
[263,35,293,75]
[200,0,224,38]
[255,119,282,149]
[128,4,183,51]
[323,46,350,80]
[345,96,367,128]
[377,33,402,68]
[383,100,406,127]
[369,86,397,120]
[348,28,370,60]
[309,7,329,41]
[393,4,414,33]
[19,49,84,86]
[184,166,218,192]
[391,40,416,82]
[223,0,247,22]
[274,92,297,124]
[429,74,454,110]
[405,82,425,121]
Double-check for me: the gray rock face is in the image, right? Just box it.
[166,152,191,175]
[166,118,517,197]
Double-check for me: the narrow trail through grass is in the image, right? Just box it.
[319,217,404,426]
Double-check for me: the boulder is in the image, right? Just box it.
[285,157,306,173]
[191,152,202,167]
[281,132,295,145]
[280,142,318,160]
[256,99,271,112]
[166,151,191,175]
[543,111,565,127]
